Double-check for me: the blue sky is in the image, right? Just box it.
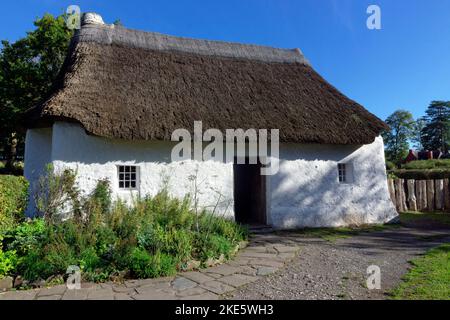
[1,0,449,121]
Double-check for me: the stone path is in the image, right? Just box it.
[0,235,299,300]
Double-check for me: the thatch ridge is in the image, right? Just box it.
[75,24,309,64]
[24,24,387,145]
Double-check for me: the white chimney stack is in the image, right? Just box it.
[81,12,105,26]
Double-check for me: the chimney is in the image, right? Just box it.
[81,12,105,26]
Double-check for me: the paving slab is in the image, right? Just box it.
[61,288,91,300]
[181,271,216,284]
[202,264,241,276]
[37,285,67,297]
[36,294,62,300]
[0,290,38,300]
[87,288,115,300]
[133,289,177,300]
[171,277,198,291]
[176,287,207,297]
[200,281,235,295]
[217,274,259,287]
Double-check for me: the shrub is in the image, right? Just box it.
[5,173,247,283]
[0,175,29,232]
[402,159,450,170]
[0,243,18,279]
[385,161,397,170]
[389,169,450,180]
[34,165,81,222]
[194,233,233,261]
[3,218,46,256]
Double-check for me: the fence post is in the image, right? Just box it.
[394,179,407,212]
[435,179,444,211]
[387,179,396,206]
[426,180,435,212]
[416,180,424,211]
[444,179,450,212]
[407,179,417,212]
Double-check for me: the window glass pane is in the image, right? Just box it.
[131,167,136,173]
[125,166,130,172]
[119,166,124,173]
[125,181,130,188]
[119,174,124,180]
[130,181,136,188]
[119,181,124,188]
[125,173,130,180]
[131,173,136,180]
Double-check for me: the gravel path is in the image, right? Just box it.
[227,225,450,300]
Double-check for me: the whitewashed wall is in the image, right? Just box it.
[50,122,234,218]
[23,127,53,216]
[24,121,397,228]
[269,137,398,228]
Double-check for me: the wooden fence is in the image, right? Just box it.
[387,178,450,213]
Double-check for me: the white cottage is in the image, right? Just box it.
[23,13,397,229]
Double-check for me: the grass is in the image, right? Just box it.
[399,212,450,226]
[280,212,450,243]
[391,243,450,300]
[283,224,399,242]
[402,159,450,170]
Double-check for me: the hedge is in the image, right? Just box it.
[388,169,450,180]
[0,175,29,231]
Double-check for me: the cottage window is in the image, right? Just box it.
[118,165,139,189]
[338,163,347,183]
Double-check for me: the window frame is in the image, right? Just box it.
[117,165,139,190]
[338,163,347,183]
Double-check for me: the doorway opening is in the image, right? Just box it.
[233,158,267,226]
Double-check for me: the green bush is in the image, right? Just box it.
[0,175,29,232]
[402,159,450,170]
[195,233,233,262]
[3,219,46,256]
[3,173,247,283]
[385,161,397,170]
[0,242,18,279]
[389,169,450,180]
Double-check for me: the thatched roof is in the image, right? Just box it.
[24,16,387,144]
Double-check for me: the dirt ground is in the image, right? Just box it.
[227,223,450,300]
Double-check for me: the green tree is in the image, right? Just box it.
[421,101,450,152]
[412,117,426,151]
[382,110,415,165]
[0,14,72,169]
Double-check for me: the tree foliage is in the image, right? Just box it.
[421,101,450,152]
[0,14,72,166]
[382,110,415,165]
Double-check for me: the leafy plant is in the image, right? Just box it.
[0,175,29,232]
[5,174,247,283]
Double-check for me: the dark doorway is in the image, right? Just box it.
[233,159,267,225]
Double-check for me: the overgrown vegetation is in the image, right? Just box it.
[391,243,450,300]
[0,175,28,233]
[0,169,247,283]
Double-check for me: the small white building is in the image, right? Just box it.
[23,13,397,229]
